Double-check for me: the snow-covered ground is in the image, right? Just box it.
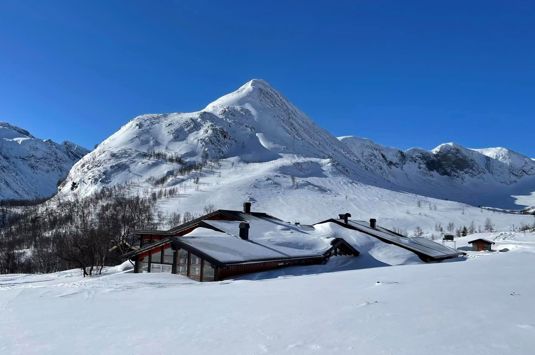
[150,156,534,236]
[1,232,534,355]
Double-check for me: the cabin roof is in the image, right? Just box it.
[126,209,359,265]
[122,238,172,259]
[202,218,334,257]
[468,238,495,245]
[172,231,356,266]
[168,209,282,233]
[173,228,321,265]
[132,209,285,237]
[317,218,464,260]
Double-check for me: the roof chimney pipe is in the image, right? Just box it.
[370,218,377,229]
[243,202,251,214]
[239,222,250,240]
[338,213,351,224]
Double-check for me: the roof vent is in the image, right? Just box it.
[239,222,250,240]
[338,213,351,224]
[369,218,377,229]
[243,202,251,214]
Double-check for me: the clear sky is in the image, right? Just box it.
[1,0,534,155]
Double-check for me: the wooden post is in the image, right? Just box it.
[134,257,140,273]
[172,250,178,274]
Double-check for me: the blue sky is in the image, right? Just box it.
[1,0,534,155]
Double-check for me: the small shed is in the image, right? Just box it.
[468,238,495,252]
[443,234,455,241]
[442,234,456,249]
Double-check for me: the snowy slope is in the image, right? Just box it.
[340,136,535,208]
[1,232,534,355]
[0,122,88,200]
[55,79,535,233]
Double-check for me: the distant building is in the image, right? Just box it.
[443,234,455,241]
[468,238,495,252]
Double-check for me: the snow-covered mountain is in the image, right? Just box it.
[58,79,382,196]
[57,79,535,227]
[340,136,535,208]
[0,122,88,201]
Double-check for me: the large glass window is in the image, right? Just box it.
[139,255,149,272]
[178,249,188,276]
[189,254,201,280]
[150,263,172,273]
[202,261,215,281]
[151,249,162,263]
[150,263,162,272]
[163,247,173,264]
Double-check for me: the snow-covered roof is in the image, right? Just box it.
[203,216,334,257]
[130,210,358,264]
[178,228,287,263]
[161,209,365,265]
[468,238,495,244]
[322,219,463,260]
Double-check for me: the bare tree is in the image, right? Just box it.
[447,222,455,232]
[484,218,494,232]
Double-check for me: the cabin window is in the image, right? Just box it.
[202,261,215,281]
[139,255,149,272]
[189,254,201,280]
[177,249,188,276]
[149,262,172,273]
[151,249,162,263]
[163,247,173,264]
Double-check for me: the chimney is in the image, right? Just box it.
[243,202,252,214]
[369,218,377,229]
[239,222,250,240]
[338,213,351,224]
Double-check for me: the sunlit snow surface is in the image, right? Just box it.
[513,191,535,209]
[1,232,535,355]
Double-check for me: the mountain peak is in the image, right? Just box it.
[0,121,34,139]
[243,78,274,91]
[204,79,284,113]
[473,146,535,170]
[432,142,463,152]
[0,121,87,200]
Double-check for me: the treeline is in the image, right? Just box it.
[0,197,50,207]
[0,195,156,276]
[413,217,535,239]
[146,157,223,188]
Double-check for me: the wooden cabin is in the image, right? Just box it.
[125,203,359,281]
[468,238,495,252]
